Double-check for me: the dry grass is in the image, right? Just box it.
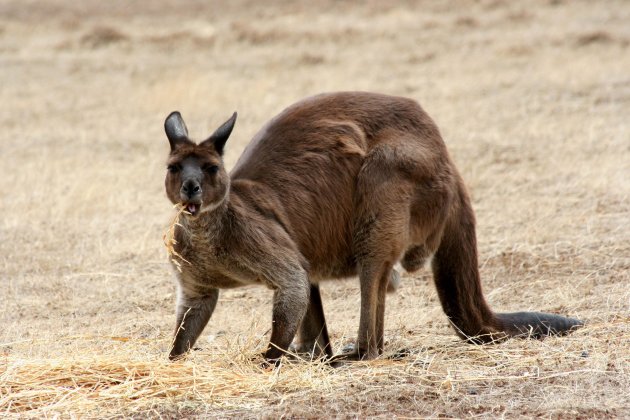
[163,204,190,273]
[1,0,629,418]
[2,322,628,418]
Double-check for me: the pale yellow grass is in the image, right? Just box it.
[163,203,191,272]
[1,0,629,418]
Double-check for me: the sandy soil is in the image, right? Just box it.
[1,0,629,418]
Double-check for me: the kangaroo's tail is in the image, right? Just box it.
[430,177,582,343]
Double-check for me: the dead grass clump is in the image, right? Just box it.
[80,26,129,48]
[297,53,326,66]
[505,10,534,22]
[454,16,480,28]
[2,321,627,418]
[503,44,534,57]
[231,21,286,45]
[1,356,253,415]
[145,31,216,49]
[575,30,614,46]
[0,336,342,417]
[163,204,190,272]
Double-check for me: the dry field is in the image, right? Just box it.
[1,0,629,418]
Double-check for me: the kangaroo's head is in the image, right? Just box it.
[164,111,237,217]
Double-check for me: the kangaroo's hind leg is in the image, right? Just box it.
[331,258,397,362]
[332,151,414,362]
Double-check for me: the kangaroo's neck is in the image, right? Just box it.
[178,196,231,241]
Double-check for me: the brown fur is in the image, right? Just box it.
[163,92,582,363]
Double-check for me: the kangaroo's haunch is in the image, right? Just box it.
[163,92,583,363]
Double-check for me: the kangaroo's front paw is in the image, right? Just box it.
[258,348,287,368]
[169,346,203,361]
[249,352,279,370]
[168,350,187,361]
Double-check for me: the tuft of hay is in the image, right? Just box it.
[575,30,615,46]
[162,204,191,272]
[1,320,628,418]
[80,26,129,48]
[0,335,342,418]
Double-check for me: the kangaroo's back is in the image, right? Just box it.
[231,92,447,278]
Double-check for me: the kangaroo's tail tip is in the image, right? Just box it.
[497,311,584,339]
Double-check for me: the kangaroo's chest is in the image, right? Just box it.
[173,238,260,291]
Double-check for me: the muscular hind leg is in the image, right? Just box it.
[331,144,453,363]
[331,260,394,363]
[375,269,391,353]
[332,174,411,361]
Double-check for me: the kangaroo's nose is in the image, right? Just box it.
[181,179,201,199]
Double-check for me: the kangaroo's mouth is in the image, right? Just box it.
[182,202,201,217]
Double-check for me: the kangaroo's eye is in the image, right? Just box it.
[203,164,219,174]
[167,164,180,174]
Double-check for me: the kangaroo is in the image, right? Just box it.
[163,92,582,363]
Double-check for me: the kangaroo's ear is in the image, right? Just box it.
[201,112,237,155]
[165,111,191,151]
